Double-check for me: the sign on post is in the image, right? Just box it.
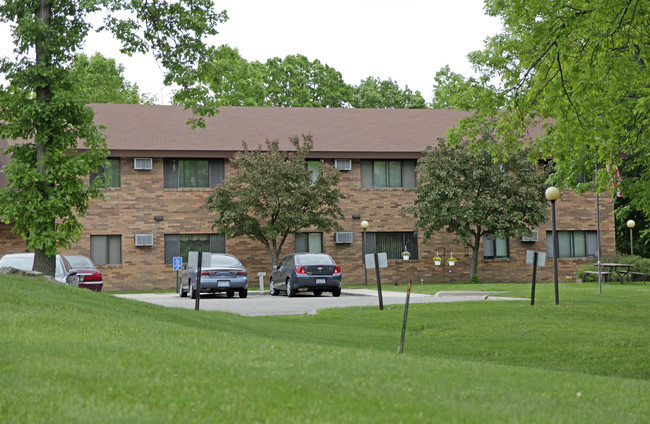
[173,257,183,271]
[365,252,388,269]
[526,250,546,306]
[365,252,388,310]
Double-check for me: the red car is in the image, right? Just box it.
[65,255,104,292]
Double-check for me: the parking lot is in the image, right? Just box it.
[114,289,526,316]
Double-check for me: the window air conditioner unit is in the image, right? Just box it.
[521,230,539,243]
[134,234,154,246]
[134,158,153,170]
[334,159,352,171]
[335,232,354,244]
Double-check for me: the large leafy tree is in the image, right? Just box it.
[407,138,548,276]
[69,52,156,104]
[350,77,427,109]
[195,45,266,107]
[190,51,352,108]
[444,0,650,215]
[262,54,352,107]
[0,0,226,276]
[203,135,344,266]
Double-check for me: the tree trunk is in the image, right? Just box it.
[32,0,56,277]
[469,232,481,276]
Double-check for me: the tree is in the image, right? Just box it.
[447,0,650,213]
[192,45,266,107]
[203,135,344,266]
[0,0,226,276]
[351,77,427,109]
[407,138,548,276]
[260,54,352,107]
[69,52,156,104]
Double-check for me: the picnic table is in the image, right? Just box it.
[600,263,635,284]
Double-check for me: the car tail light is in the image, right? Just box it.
[334,266,341,274]
[83,271,102,282]
[230,270,246,275]
[200,271,213,276]
[295,266,307,274]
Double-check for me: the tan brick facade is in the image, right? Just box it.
[1,106,616,290]
[47,158,613,291]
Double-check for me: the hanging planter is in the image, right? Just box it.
[433,256,442,266]
[447,256,457,267]
[401,251,411,260]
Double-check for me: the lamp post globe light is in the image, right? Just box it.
[545,186,561,305]
[627,219,635,255]
[361,220,369,287]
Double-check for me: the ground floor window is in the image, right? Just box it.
[546,230,598,258]
[295,232,322,253]
[164,234,226,264]
[90,235,122,265]
[483,234,509,259]
[364,232,418,260]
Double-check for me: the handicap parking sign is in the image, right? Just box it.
[173,256,183,271]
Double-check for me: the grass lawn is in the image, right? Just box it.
[1,276,648,423]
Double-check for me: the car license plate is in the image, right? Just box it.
[217,280,230,287]
[316,278,326,284]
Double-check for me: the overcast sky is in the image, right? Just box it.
[2,0,503,105]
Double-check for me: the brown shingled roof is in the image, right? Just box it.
[88,104,471,159]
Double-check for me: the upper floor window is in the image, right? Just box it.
[546,230,598,258]
[361,160,416,188]
[164,233,226,264]
[90,158,121,188]
[296,232,322,253]
[364,232,418,260]
[484,234,509,259]
[164,159,224,188]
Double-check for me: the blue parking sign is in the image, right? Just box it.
[173,256,183,271]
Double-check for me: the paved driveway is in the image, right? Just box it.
[114,289,526,317]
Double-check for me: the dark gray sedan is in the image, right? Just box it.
[270,253,341,297]
[179,253,248,299]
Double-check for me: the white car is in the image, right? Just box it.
[0,253,79,286]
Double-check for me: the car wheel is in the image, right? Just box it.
[179,282,187,298]
[313,290,322,297]
[190,283,196,299]
[239,289,248,298]
[269,280,279,296]
[286,279,295,297]
[332,287,341,297]
[226,290,235,298]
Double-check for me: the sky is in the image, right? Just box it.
[1,0,503,105]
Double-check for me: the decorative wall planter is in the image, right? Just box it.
[433,257,442,266]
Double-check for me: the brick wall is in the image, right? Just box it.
[59,157,615,291]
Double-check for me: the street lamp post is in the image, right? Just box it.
[361,220,369,287]
[545,186,561,305]
[627,219,635,255]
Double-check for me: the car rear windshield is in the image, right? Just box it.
[295,254,335,265]
[66,256,94,268]
[209,255,242,267]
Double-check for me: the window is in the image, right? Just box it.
[546,231,598,258]
[361,160,416,188]
[164,234,226,264]
[306,160,320,182]
[484,234,509,259]
[164,159,224,188]
[90,158,120,188]
[295,233,322,253]
[364,232,418,260]
[90,235,122,265]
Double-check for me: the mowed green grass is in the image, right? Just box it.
[0,276,648,423]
